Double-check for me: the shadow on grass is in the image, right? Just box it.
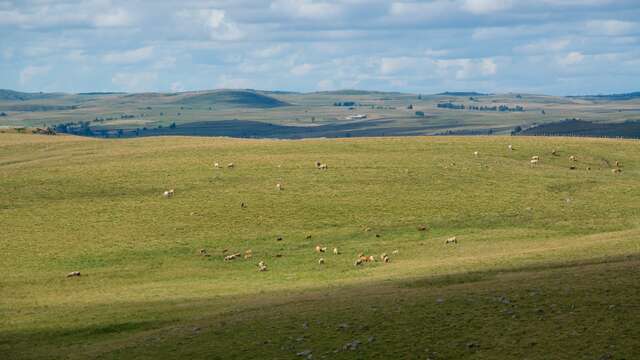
[2,253,639,358]
[93,119,456,139]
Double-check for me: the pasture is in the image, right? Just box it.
[1,133,639,359]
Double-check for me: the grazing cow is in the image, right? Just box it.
[318,258,325,265]
[615,160,621,167]
[473,151,479,157]
[315,245,327,253]
[612,168,622,174]
[569,156,577,162]
[445,236,457,245]
[66,271,81,278]
[199,249,210,257]
[315,161,321,168]
[382,255,390,263]
[276,183,283,191]
[531,156,540,161]
[318,163,328,170]
[227,163,235,168]
[241,202,247,209]
[244,249,253,259]
[392,249,399,255]
[530,159,539,166]
[418,225,427,231]
[508,144,513,151]
[163,189,175,198]
[354,258,363,266]
[380,253,388,261]
[333,247,339,255]
[552,149,558,156]
[214,162,220,168]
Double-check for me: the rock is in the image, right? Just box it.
[343,340,361,351]
[297,350,312,357]
[436,298,444,304]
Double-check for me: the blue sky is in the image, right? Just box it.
[1,0,639,95]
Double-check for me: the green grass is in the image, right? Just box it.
[1,133,639,359]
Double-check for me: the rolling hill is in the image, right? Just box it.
[1,133,639,359]
[172,90,291,108]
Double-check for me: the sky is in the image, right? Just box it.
[1,0,639,95]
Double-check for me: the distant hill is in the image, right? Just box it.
[311,90,404,96]
[174,90,290,108]
[0,89,64,101]
[77,92,126,96]
[519,119,640,138]
[568,92,640,101]
[436,91,489,96]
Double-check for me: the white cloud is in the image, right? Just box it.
[585,20,637,36]
[291,63,314,76]
[217,75,252,89]
[389,1,453,20]
[462,0,513,14]
[19,65,51,85]
[557,51,584,66]
[252,44,289,58]
[380,57,417,75]
[271,0,341,20]
[23,46,55,58]
[180,9,244,41]
[424,48,449,57]
[436,58,498,79]
[515,38,571,54]
[480,58,497,75]
[112,72,158,92]
[93,8,132,28]
[152,56,177,70]
[170,82,184,92]
[67,49,89,63]
[103,46,154,64]
[317,79,335,91]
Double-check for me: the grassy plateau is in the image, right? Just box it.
[1,133,639,359]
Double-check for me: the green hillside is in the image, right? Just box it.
[172,90,290,108]
[1,133,639,359]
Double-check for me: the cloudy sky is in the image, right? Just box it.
[1,0,639,95]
